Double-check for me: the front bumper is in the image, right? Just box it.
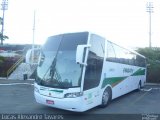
[34,91,88,112]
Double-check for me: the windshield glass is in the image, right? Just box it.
[36,32,88,89]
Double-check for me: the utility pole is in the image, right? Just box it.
[146,1,154,48]
[32,10,36,64]
[1,0,8,45]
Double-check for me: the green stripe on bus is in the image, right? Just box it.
[101,77,127,89]
[101,68,145,89]
[131,68,145,76]
[49,90,63,93]
[40,88,46,91]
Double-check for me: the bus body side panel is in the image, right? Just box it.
[101,61,146,99]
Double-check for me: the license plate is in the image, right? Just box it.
[46,100,54,104]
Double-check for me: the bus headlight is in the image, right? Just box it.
[64,92,83,98]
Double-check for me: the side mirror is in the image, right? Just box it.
[25,49,32,64]
[76,44,91,66]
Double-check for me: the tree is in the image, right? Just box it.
[0,17,2,24]
[0,17,9,45]
[137,47,160,83]
[0,32,9,45]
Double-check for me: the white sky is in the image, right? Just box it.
[1,0,160,48]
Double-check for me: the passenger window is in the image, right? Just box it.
[106,41,116,62]
[83,34,105,90]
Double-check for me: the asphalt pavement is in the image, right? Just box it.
[0,79,160,120]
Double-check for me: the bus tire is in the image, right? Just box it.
[100,87,111,108]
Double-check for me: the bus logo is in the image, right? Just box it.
[123,68,133,73]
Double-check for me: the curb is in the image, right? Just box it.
[0,79,34,84]
[145,83,160,86]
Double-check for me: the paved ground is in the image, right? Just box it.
[0,79,160,120]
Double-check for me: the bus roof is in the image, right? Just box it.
[87,32,146,59]
[48,31,146,59]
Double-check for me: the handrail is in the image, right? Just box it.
[6,56,24,78]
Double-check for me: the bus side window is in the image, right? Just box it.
[136,55,145,67]
[83,34,105,91]
[129,58,135,65]
[106,42,116,62]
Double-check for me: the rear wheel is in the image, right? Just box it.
[137,81,142,91]
[100,88,111,107]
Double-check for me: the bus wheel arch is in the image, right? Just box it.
[137,80,142,91]
[100,87,112,108]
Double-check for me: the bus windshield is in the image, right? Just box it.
[36,32,88,89]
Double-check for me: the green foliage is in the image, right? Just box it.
[0,33,9,40]
[137,47,160,83]
[0,17,9,45]
[0,56,20,77]
[0,17,2,24]
[0,32,9,45]
[0,56,5,65]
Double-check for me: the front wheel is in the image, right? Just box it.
[137,81,142,91]
[100,88,111,108]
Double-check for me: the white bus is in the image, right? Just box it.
[34,32,146,112]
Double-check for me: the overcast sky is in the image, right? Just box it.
[1,0,160,48]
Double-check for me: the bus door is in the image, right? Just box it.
[83,34,105,107]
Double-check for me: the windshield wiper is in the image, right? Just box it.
[49,35,64,81]
[50,58,57,80]
[42,35,64,81]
